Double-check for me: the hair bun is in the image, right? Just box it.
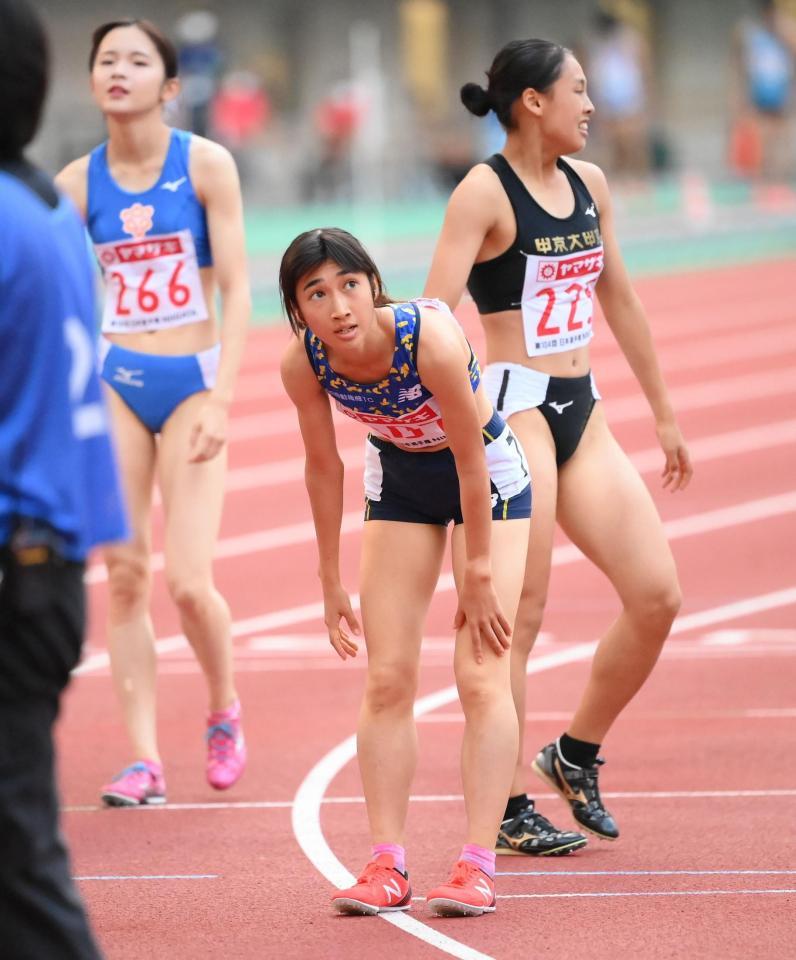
[460,82,492,117]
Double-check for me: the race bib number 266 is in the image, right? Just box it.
[96,228,208,333]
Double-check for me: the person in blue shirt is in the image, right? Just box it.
[280,227,531,917]
[57,18,251,806]
[0,1,127,955]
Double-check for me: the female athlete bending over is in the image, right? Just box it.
[424,39,692,849]
[57,19,250,805]
[280,228,530,917]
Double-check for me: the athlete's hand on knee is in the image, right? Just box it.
[188,400,228,463]
[454,574,512,664]
[323,585,361,660]
[656,419,693,492]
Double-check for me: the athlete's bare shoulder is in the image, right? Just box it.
[185,134,239,205]
[561,156,610,207]
[187,132,237,177]
[55,154,90,220]
[442,159,504,233]
[415,298,471,362]
[457,158,506,201]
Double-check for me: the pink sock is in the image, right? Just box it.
[209,699,240,722]
[371,843,406,875]
[461,843,496,878]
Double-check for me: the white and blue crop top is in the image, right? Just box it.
[87,128,212,334]
[304,299,481,450]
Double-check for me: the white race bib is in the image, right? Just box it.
[521,246,603,357]
[96,228,209,333]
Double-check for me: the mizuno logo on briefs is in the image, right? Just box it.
[161,177,187,192]
[548,400,574,415]
[585,203,596,217]
[113,366,144,388]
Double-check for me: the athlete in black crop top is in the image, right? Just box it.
[424,38,693,852]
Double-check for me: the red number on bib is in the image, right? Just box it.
[111,271,131,316]
[566,282,583,331]
[384,424,426,440]
[138,269,159,313]
[168,260,191,307]
[536,287,559,336]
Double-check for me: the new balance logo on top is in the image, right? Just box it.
[475,879,492,903]
[113,366,144,388]
[584,203,596,217]
[397,384,423,403]
[382,879,402,903]
[548,400,574,415]
[161,176,187,192]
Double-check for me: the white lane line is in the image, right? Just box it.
[669,586,796,634]
[75,642,796,678]
[211,414,796,501]
[496,870,796,878]
[227,366,796,445]
[75,874,218,881]
[419,701,796,724]
[63,787,796,814]
[291,644,594,960]
[227,323,796,405]
[495,889,796,900]
[83,420,796,584]
[290,591,796,960]
[75,509,796,679]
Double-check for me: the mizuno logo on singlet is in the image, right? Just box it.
[161,177,187,192]
[548,400,574,415]
[584,203,596,217]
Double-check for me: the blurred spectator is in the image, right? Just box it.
[176,10,222,136]
[585,3,653,178]
[306,81,367,201]
[211,70,271,183]
[730,0,795,181]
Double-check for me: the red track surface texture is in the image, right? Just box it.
[58,260,795,959]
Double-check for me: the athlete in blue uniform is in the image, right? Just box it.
[280,228,530,917]
[425,39,692,848]
[57,19,251,805]
[731,0,796,180]
[0,1,126,954]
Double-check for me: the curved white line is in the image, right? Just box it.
[290,586,796,957]
[291,643,596,960]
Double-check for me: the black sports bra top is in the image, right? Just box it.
[466,154,603,315]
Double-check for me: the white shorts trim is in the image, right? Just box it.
[197,343,221,389]
[364,437,384,502]
[483,362,601,419]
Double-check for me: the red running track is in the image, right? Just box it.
[58,259,795,959]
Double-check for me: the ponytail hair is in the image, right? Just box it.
[460,38,569,129]
[460,82,492,117]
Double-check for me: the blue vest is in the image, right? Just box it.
[305,301,481,418]
[304,301,481,450]
[86,128,212,265]
[0,170,128,558]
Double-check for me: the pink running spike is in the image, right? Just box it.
[101,760,166,807]
[206,700,247,790]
